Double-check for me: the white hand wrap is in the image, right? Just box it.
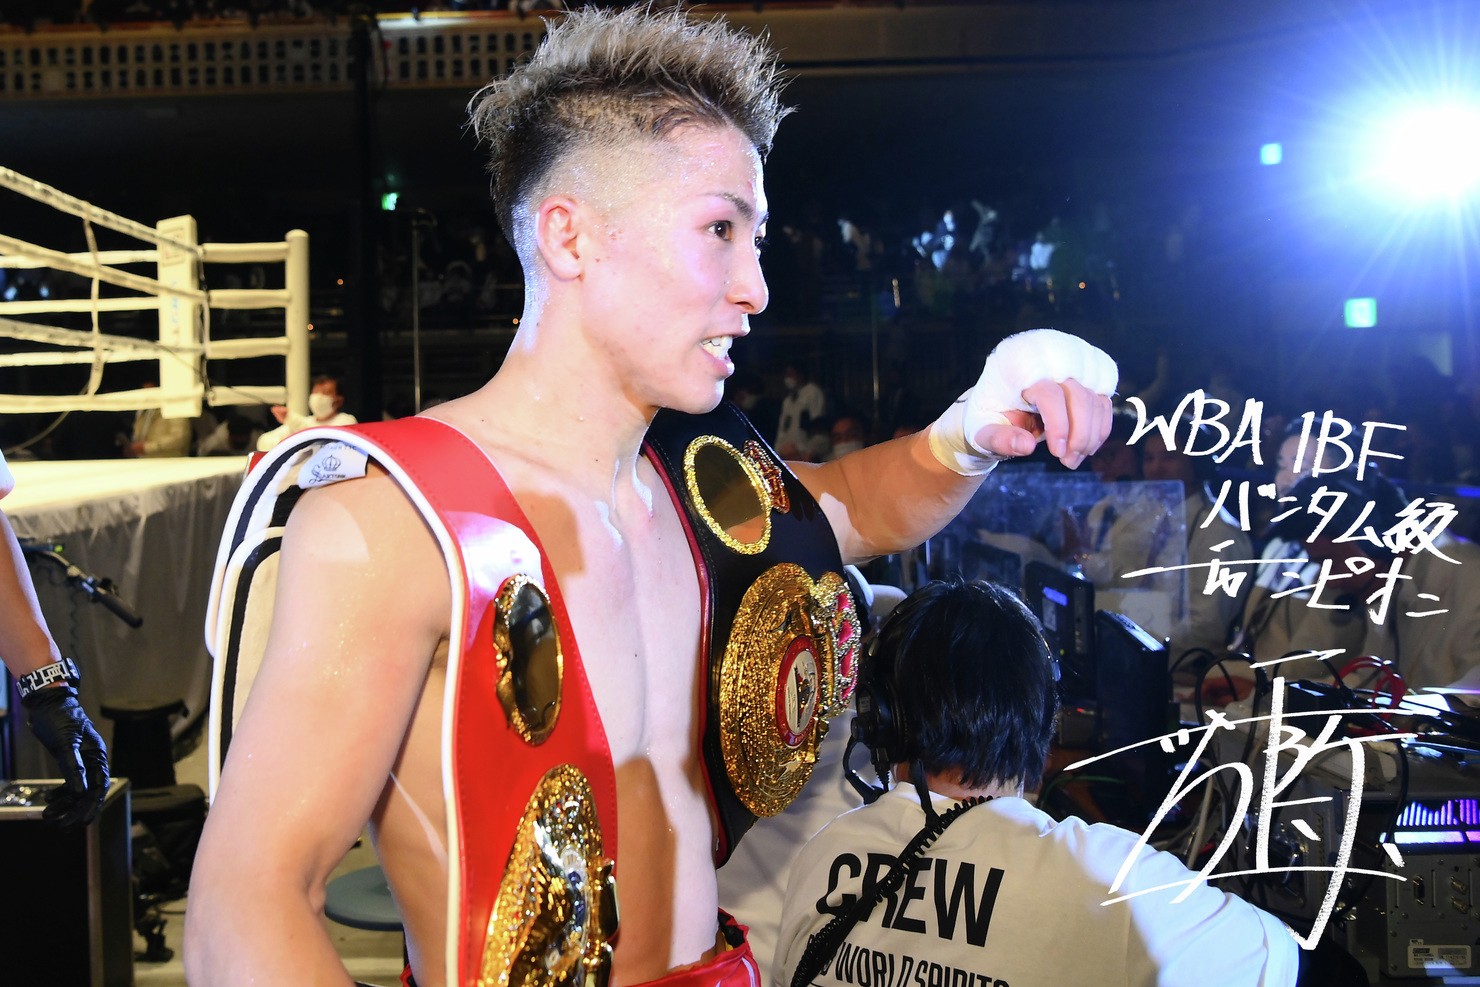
[927,328,1119,476]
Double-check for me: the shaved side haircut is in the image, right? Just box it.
[468,5,791,246]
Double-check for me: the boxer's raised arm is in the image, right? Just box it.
[793,330,1117,565]
[184,469,449,985]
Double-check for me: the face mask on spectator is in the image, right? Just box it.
[309,393,337,419]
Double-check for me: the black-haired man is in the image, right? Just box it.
[776,578,1305,987]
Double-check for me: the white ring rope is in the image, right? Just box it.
[0,167,203,259]
[0,249,161,269]
[82,216,106,401]
[0,167,309,448]
[0,232,205,303]
[0,315,202,362]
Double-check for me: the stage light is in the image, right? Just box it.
[1260,142,1283,166]
[381,192,399,211]
[1364,103,1480,202]
[1345,297,1377,328]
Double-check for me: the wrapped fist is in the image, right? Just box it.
[928,329,1118,475]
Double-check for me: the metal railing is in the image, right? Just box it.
[0,13,544,98]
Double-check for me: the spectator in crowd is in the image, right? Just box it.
[124,383,193,458]
[256,374,357,452]
[1028,229,1056,278]
[837,214,876,275]
[911,208,956,272]
[197,413,264,456]
[876,363,921,443]
[826,412,868,461]
[1062,409,1145,576]
[1074,419,1250,667]
[775,363,827,459]
[1138,427,1252,664]
[1230,426,1371,679]
[967,198,998,260]
[1235,424,1480,690]
[729,370,779,444]
[1087,406,1139,484]
[801,414,834,464]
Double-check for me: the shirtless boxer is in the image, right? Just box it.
[183,8,1115,986]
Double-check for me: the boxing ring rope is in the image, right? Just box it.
[0,165,309,429]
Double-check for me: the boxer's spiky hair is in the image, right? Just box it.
[467,5,791,245]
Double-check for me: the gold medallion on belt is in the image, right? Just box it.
[480,764,618,987]
[718,563,862,818]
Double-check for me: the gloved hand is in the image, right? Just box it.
[24,685,109,828]
[928,328,1118,475]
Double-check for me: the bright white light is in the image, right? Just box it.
[1345,297,1377,328]
[1367,104,1480,202]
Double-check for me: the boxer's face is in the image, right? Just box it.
[577,123,769,416]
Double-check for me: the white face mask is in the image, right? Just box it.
[831,440,865,457]
[308,393,337,420]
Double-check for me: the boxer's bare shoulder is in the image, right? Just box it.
[187,460,453,984]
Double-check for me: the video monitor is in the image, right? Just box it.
[1024,561,1095,704]
[1094,610,1171,751]
[1094,609,1173,811]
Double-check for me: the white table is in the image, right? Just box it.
[4,456,247,779]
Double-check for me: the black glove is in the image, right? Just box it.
[23,686,110,828]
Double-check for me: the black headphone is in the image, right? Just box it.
[844,612,912,803]
[1268,468,1407,552]
[844,582,1062,803]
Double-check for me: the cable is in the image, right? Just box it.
[788,795,989,987]
[1335,739,1409,917]
[3,411,73,457]
[1037,773,1128,817]
[1336,655,1407,710]
[20,538,144,628]
[1194,650,1265,724]
[1170,646,1217,676]
[1183,755,1223,868]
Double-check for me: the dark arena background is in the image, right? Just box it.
[2,1,1479,984]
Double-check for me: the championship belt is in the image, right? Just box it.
[643,403,861,863]
[205,418,619,987]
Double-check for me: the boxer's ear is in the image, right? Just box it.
[533,195,586,282]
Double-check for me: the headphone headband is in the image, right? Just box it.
[846,616,910,799]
